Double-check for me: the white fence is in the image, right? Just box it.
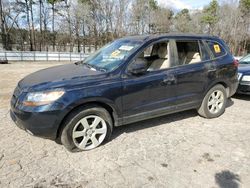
[0,51,89,61]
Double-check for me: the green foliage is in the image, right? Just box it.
[169,9,174,19]
[175,8,191,20]
[47,0,61,5]
[240,0,250,9]
[174,9,192,32]
[239,0,250,15]
[201,0,219,25]
[149,0,158,10]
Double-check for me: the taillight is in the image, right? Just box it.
[233,59,239,67]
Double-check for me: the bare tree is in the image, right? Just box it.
[16,0,36,50]
[173,9,192,33]
[47,0,62,51]
[0,0,22,50]
[1,0,249,54]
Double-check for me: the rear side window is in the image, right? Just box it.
[175,40,202,65]
[206,40,226,58]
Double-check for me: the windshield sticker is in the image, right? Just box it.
[119,45,134,51]
[110,50,121,58]
[214,44,221,53]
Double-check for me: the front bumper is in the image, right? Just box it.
[9,85,70,140]
[237,82,250,95]
[10,107,62,140]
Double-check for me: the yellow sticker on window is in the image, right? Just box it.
[110,50,121,58]
[214,44,221,53]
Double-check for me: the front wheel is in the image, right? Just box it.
[198,84,227,118]
[60,106,113,152]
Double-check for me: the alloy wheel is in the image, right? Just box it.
[207,90,224,114]
[72,115,107,150]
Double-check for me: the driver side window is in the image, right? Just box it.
[131,41,170,72]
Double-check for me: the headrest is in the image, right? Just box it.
[187,52,200,59]
[193,52,200,58]
[157,43,168,59]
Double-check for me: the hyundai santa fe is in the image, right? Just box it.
[10,34,238,152]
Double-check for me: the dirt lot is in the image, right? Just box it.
[0,62,250,188]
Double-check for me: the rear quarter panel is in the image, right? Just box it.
[204,48,238,97]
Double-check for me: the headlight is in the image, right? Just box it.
[242,75,250,82]
[23,89,65,106]
[238,73,242,80]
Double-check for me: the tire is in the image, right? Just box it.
[60,105,113,152]
[198,84,227,119]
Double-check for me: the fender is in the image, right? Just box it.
[203,79,230,98]
[64,96,121,125]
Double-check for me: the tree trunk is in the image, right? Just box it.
[94,23,98,50]
[76,19,80,53]
[30,0,36,50]
[243,39,247,56]
[82,19,86,53]
[39,0,43,51]
[0,0,9,50]
[52,2,55,51]
[42,3,48,51]
[67,9,72,52]
[25,0,33,51]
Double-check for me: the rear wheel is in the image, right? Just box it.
[60,106,113,152]
[198,84,227,118]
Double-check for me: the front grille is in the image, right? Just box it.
[239,84,250,92]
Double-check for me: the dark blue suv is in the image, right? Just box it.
[10,34,238,151]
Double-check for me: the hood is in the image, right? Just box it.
[238,64,250,74]
[18,63,104,91]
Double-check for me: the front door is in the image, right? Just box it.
[121,40,178,124]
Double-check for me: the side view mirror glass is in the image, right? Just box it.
[128,58,147,75]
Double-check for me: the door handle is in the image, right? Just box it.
[162,75,177,85]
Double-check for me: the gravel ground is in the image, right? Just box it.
[0,62,250,188]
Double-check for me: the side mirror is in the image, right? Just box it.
[128,58,147,75]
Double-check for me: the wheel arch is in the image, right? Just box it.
[205,81,230,98]
[56,100,119,140]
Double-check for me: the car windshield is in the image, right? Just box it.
[81,39,142,72]
[239,54,250,64]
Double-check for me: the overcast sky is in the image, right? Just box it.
[157,0,211,10]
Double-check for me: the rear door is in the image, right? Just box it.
[172,39,212,109]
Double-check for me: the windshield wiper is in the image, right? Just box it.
[83,62,97,71]
[98,67,107,72]
[85,63,108,72]
[76,61,107,72]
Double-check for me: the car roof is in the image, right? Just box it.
[121,33,220,42]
